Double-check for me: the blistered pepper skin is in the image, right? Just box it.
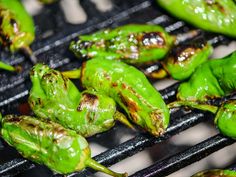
[157,0,236,37]
[191,169,236,177]
[29,64,118,137]
[0,0,35,52]
[177,51,236,103]
[214,100,236,139]
[64,58,170,136]
[0,115,127,176]
[163,42,213,80]
[70,24,174,65]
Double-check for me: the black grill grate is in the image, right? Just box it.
[0,0,235,177]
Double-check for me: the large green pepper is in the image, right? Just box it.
[142,41,213,80]
[29,64,133,137]
[157,0,236,37]
[0,114,127,176]
[0,0,35,52]
[70,24,175,65]
[62,58,170,136]
[191,169,236,177]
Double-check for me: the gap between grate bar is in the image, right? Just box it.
[130,135,235,177]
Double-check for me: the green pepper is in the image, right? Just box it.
[169,51,236,112]
[70,24,175,65]
[142,41,213,80]
[214,100,236,139]
[62,58,170,136]
[0,115,127,176]
[157,0,236,37]
[0,0,35,53]
[0,61,18,72]
[29,64,133,137]
[191,169,236,177]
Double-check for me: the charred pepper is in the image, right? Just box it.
[0,0,35,53]
[0,114,127,176]
[157,0,236,37]
[191,169,236,177]
[62,58,170,136]
[29,64,133,137]
[70,24,175,65]
[142,41,213,80]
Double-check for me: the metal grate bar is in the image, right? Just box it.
[130,135,235,177]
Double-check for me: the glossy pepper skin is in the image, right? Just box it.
[162,42,213,80]
[191,169,236,177]
[142,41,213,80]
[157,0,236,37]
[177,51,236,103]
[0,0,35,52]
[62,58,170,136]
[29,64,132,137]
[70,24,175,65]
[214,100,236,139]
[0,115,127,176]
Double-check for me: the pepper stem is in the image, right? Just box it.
[114,111,135,130]
[85,158,128,177]
[0,61,17,72]
[61,68,81,79]
[168,101,218,114]
[21,46,38,64]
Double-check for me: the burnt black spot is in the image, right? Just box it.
[205,0,225,13]
[10,19,17,26]
[142,32,165,47]
[26,123,36,129]
[9,117,21,123]
[77,93,98,111]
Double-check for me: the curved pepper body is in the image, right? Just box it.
[29,64,117,137]
[191,169,236,177]
[163,42,213,80]
[1,115,90,173]
[0,61,16,71]
[0,115,127,176]
[79,58,170,136]
[0,0,35,52]
[214,100,236,139]
[177,51,236,102]
[157,0,236,37]
[70,24,174,65]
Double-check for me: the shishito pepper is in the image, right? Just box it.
[29,64,133,137]
[142,41,213,80]
[0,0,35,53]
[169,51,236,112]
[191,169,236,177]
[62,58,170,136]
[70,24,175,65]
[214,100,236,139]
[0,114,127,176]
[157,0,236,37]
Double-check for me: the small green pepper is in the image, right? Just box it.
[70,24,175,65]
[29,64,133,137]
[214,100,236,139]
[142,41,213,80]
[0,0,35,53]
[169,51,236,112]
[62,58,170,136]
[157,0,236,37]
[0,115,127,176]
[191,169,236,177]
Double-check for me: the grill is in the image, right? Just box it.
[0,0,235,176]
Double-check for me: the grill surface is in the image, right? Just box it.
[0,0,235,177]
